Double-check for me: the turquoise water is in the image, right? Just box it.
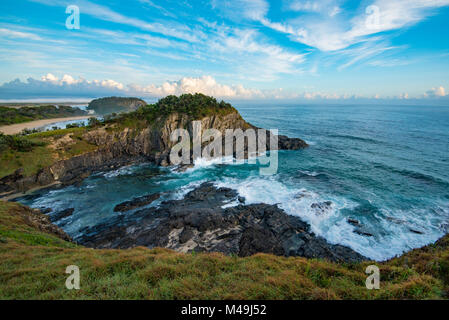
[19,104,449,261]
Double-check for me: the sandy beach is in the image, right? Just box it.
[0,116,91,135]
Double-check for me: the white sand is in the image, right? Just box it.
[0,116,91,135]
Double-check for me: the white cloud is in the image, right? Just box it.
[1,74,448,102]
[228,0,449,52]
[290,0,449,51]
[425,86,446,97]
[0,74,262,99]
[0,28,42,41]
[130,76,262,98]
[30,0,200,42]
[289,0,342,16]
[209,28,306,81]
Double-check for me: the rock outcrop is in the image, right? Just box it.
[13,204,72,242]
[114,193,161,212]
[78,183,366,263]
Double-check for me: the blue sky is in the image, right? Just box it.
[0,0,449,102]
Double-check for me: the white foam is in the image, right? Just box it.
[213,175,449,261]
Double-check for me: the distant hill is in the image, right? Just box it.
[0,105,87,126]
[87,97,146,115]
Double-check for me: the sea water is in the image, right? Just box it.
[18,104,449,261]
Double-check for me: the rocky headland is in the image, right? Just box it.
[0,94,307,195]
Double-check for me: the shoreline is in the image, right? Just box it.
[0,116,92,135]
[0,181,62,202]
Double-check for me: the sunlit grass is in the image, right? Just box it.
[0,201,447,300]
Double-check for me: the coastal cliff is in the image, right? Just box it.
[0,95,307,195]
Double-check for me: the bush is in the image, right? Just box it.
[0,133,45,152]
[66,122,85,129]
[87,117,102,127]
[110,93,238,127]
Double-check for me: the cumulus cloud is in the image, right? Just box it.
[1,74,447,102]
[425,86,446,98]
[129,76,262,98]
[0,74,263,100]
[0,74,128,99]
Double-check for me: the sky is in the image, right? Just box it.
[0,0,448,103]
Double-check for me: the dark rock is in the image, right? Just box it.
[50,208,74,222]
[18,207,72,242]
[409,228,424,235]
[78,183,366,263]
[354,227,374,237]
[114,193,161,212]
[179,226,195,244]
[347,218,360,226]
[239,226,283,256]
[238,196,245,203]
[311,201,333,215]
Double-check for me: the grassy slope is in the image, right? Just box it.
[0,201,448,300]
[0,128,98,179]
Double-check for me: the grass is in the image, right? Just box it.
[0,128,98,179]
[0,200,448,300]
[0,145,55,178]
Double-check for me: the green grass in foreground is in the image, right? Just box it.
[0,201,448,300]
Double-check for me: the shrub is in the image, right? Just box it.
[87,117,102,127]
[0,133,45,152]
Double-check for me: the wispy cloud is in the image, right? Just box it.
[221,0,449,51]
[0,28,43,41]
[30,0,201,42]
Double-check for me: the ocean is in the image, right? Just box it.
[18,104,449,261]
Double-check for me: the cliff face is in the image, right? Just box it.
[0,111,307,195]
[87,97,146,115]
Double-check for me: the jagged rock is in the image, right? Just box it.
[311,201,333,215]
[40,207,52,214]
[347,218,361,226]
[354,227,374,237]
[15,206,72,242]
[409,228,424,235]
[113,193,161,212]
[50,208,74,222]
[78,183,366,263]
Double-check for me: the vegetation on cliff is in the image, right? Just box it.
[0,105,87,126]
[0,200,448,299]
[107,93,239,129]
